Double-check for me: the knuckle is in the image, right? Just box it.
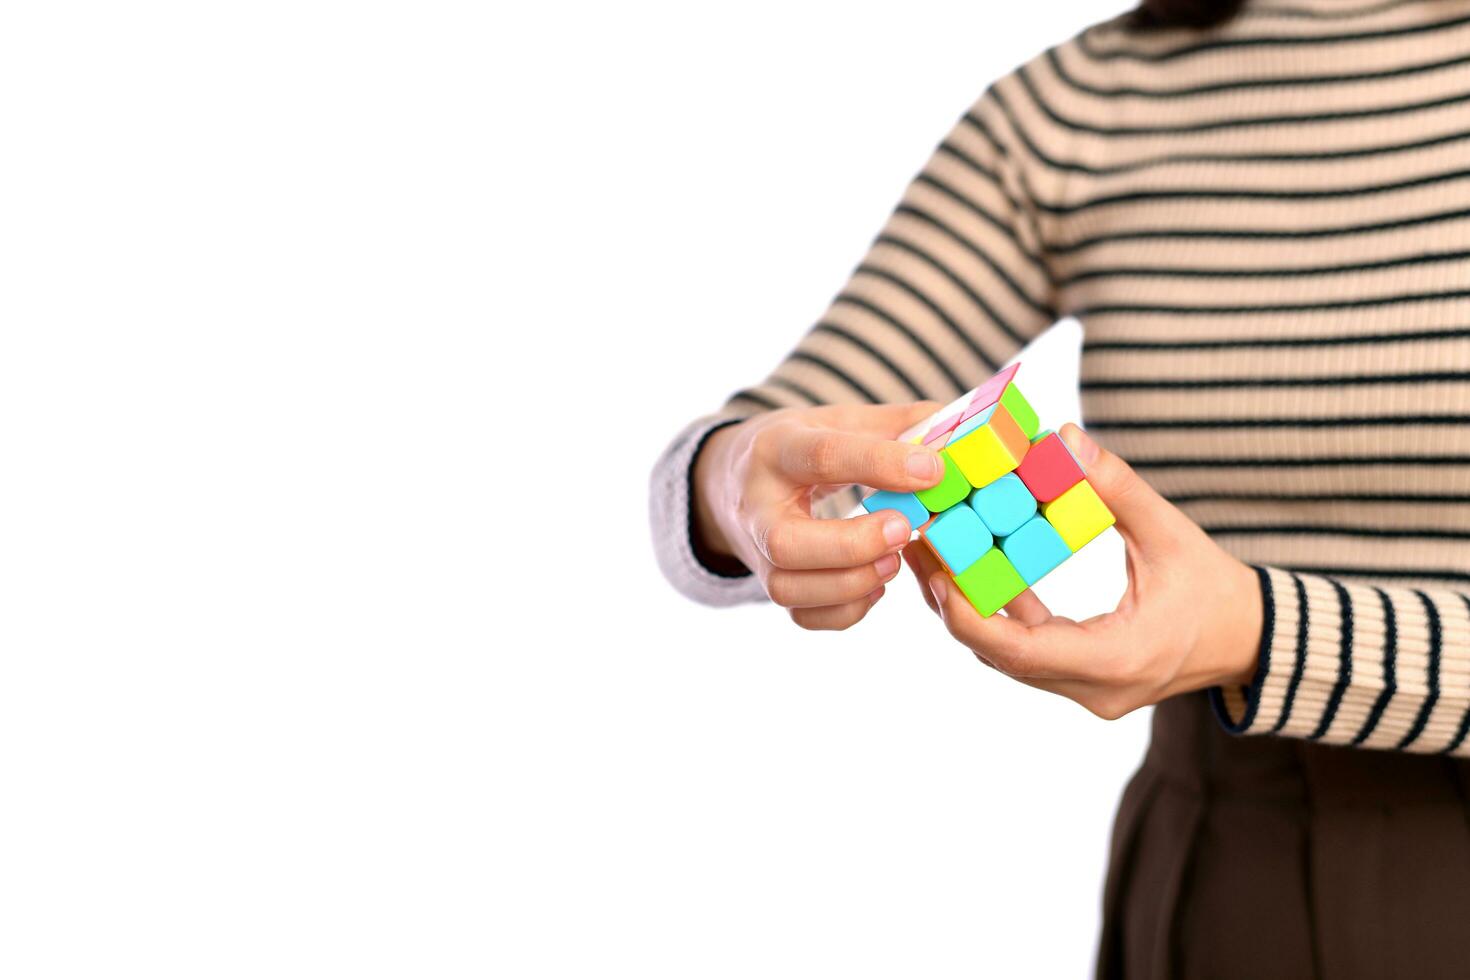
[876,445,908,484]
[1097,645,1153,687]
[1085,695,1134,722]
[751,423,789,463]
[1106,463,1150,511]
[867,519,893,556]
[765,569,798,607]
[828,569,869,605]
[1114,658,1152,688]
[839,525,880,566]
[805,433,843,481]
[762,520,797,567]
[789,607,830,631]
[988,645,1031,678]
[791,605,864,632]
[832,531,861,567]
[1109,472,1140,506]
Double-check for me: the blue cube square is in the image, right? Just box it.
[921,503,993,575]
[860,490,929,533]
[1001,515,1072,585]
[969,473,1037,537]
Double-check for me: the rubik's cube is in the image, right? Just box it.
[859,364,1115,617]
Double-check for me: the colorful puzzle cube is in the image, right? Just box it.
[859,363,1115,617]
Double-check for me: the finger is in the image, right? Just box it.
[1057,423,1188,550]
[757,509,915,570]
[773,427,944,492]
[764,555,903,608]
[905,542,1052,627]
[789,589,883,631]
[927,571,1102,680]
[809,401,942,439]
[1003,589,1053,627]
[926,570,1030,659]
[901,541,941,614]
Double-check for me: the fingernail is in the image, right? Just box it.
[929,573,949,607]
[906,450,942,483]
[883,516,911,548]
[1064,424,1100,466]
[875,553,900,580]
[866,585,886,604]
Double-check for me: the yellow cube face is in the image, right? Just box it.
[947,425,1024,487]
[1040,479,1115,551]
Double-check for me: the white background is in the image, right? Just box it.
[4,1,1148,976]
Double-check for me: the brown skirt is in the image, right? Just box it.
[1097,693,1470,980]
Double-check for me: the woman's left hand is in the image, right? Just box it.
[904,424,1263,720]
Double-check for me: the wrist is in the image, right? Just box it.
[690,421,746,574]
[1171,555,1264,699]
[1215,558,1264,689]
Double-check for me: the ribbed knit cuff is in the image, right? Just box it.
[1209,565,1279,735]
[1210,566,1470,754]
[648,414,768,608]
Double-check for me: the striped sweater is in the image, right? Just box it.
[650,0,1470,756]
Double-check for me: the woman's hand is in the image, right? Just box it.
[904,424,1263,719]
[693,402,944,630]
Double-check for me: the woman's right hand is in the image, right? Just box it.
[691,402,944,630]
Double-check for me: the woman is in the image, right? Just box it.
[649,0,1470,975]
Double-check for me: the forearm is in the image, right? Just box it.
[649,85,1060,609]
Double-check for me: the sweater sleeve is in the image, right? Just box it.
[650,87,1062,604]
[1211,566,1470,758]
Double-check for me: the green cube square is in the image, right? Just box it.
[914,449,971,513]
[953,548,1027,617]
[1000,383,1039,440]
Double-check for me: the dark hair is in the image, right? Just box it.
[1131,0,1247,28]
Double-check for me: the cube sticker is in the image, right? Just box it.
[914,449,972,513]
[969,472,1037,538]
[859,489,929,532]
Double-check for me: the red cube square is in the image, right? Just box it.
[1015,431,1085,503]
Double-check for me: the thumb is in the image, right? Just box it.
[817,400,944,439]
[1057,423,1182,548]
